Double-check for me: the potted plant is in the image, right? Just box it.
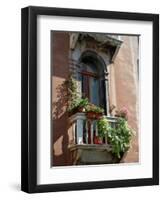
[94,135,103,144]
[64,74,104,117]
[68,97,89,115]
[85,103,104,119]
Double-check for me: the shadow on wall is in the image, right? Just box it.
[52,82,72,166]
[52,82,68,120]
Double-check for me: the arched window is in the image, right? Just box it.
[78,51,107,113]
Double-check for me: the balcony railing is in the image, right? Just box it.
[68,112,117,145]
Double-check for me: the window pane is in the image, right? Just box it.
[86,63,97,74]
[90,77,99,105]
[82,75,89,99]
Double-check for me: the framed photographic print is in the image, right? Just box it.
[21,6,159,193]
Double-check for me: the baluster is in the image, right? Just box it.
[85,120,88,144]
[90,121,94,144]
[95,120,98,136]
[76,118,83,144]
[105,121,110,144]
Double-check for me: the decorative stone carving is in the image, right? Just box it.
[70,33,123,62]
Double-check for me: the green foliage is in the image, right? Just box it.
[97,117,133,158]
[77,98,89,108]
[68,97,89,112]
[97,117,111,138]
[109,118,133,158]
[64,75,81,111]
[86,103,104,114]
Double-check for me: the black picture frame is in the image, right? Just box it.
[21,6,159,193]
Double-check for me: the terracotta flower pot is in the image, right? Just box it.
[68,106,85,116]
[86,111,103,120]
[94,136,103,144]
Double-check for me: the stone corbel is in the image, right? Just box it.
[111,44,122,63]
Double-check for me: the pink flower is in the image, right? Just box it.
[120,106,129,115]
[118,106,129,120]
[115,106,129,120]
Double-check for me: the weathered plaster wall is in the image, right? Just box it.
[51,32,72,166]
[109,35,139,163]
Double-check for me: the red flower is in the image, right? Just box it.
[94,136,103,144]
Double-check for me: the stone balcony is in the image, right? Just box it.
[68,113,120,165]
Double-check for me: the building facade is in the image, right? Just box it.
[51,31,139,166]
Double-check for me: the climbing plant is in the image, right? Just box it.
[97,117,111,138]
[108,118,134,158]
[63,74,80,111]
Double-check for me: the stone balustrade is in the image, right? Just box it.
[68,112,117,145]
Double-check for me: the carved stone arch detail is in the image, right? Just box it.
[79,50,108,74]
